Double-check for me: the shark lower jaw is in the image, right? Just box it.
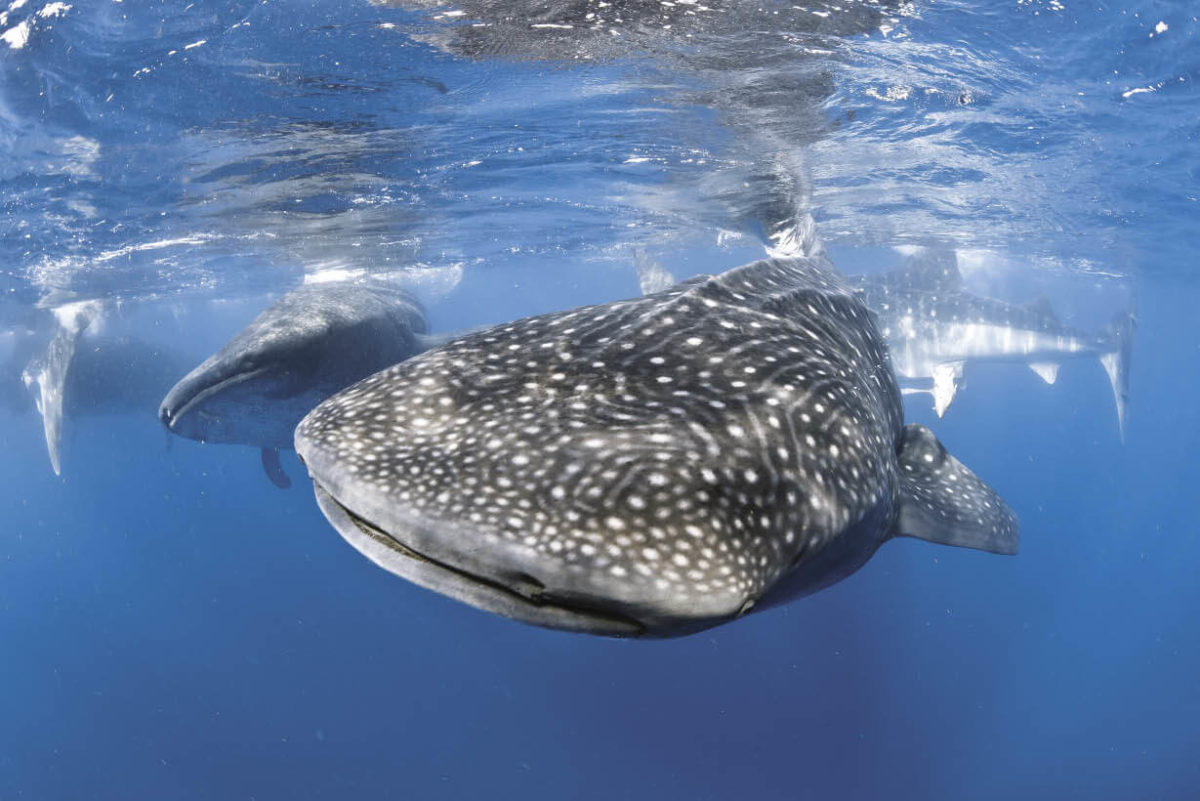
[310,482,657,638]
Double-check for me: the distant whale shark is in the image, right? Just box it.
[851,250,1135,436]
[295,257,1017,637]
[159,281,438,489]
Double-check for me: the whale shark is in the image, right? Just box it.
[851,250,1135,437]
[294,257,1017,637]
[160,281,437,489]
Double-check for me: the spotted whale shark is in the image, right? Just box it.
[295,257,1017,637]
[851,250,1135,437]
[160,281,436,489]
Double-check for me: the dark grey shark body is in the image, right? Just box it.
[851,251,1134,436]
[160,282,432,479]
[295,257,1017,637]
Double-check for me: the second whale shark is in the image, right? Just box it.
[295,256,1018,637]
[160,281,438,488]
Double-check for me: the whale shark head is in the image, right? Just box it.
[161,283,428,450]
[296,258,1018,637]
[159,334,327,449]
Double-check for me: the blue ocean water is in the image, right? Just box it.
[1,1,1197,799]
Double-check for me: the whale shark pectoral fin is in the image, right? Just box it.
[1029,361,1060,385]
[931,361,962,418]
[260,447,292,490]
[892,424,1019,556]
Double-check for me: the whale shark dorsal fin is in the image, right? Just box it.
[261,447,292,489]
[931,361,962,417]
[1029,361,1060,385]
[896,248,962,291]
[633,250,677,296]
[893,424,1019,555]
[1021,294,1059,324]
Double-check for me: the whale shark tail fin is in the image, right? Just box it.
[892,424,1019,556]
[1099,310,1135,443]
[22,301,102,476]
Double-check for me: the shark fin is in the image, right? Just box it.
[1021,295,1059,324]
[931,361,962,417]
[1028,361,1060,385]
[633,251,677,296]
[261,447,292,489]
[893,424,1019,555]
[897,248,962,291]
[1100,310,1136,443]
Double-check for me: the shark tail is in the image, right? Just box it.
[22,301,102,476]
[1099,310,1136,443]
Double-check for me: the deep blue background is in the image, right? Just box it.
[1,266,1197,800]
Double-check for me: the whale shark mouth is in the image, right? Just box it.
[309,482,648,637]
[160,366,271,429]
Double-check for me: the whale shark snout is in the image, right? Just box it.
[158,351,293,446]
[297,418,767,636]
[159,362,268,433]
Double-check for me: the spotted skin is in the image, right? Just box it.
[296,257,1017,637]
